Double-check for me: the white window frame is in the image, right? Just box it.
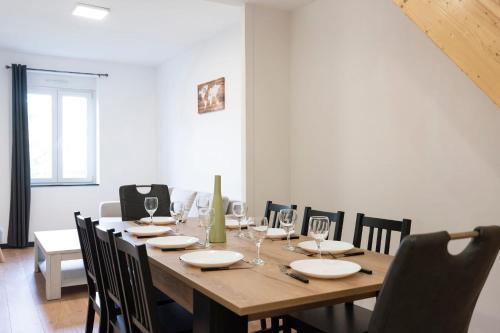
[28,74,97,186]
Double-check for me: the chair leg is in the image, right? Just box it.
[282,316,292,333]
[260,318,267,330]
[271,317,280,333]
[98,310,108,333]
[85,300,96,333]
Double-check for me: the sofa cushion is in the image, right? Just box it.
[188,192,231,217]
[170,188,197,214]
[99,201,122,218]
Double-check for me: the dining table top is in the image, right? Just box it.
[99,217,393,319]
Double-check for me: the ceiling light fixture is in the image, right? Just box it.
[72,3,110,20]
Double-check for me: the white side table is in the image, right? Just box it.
[34,229,86,300]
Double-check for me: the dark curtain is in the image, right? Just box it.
[7,64,31,248]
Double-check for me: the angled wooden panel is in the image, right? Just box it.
[394,0,500,106]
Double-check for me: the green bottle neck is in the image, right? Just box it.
[213,176,222,196]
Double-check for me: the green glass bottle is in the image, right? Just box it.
[209,175,226,243]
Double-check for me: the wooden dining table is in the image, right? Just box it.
[99,218,393,333]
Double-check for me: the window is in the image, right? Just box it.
[27,73,97,185]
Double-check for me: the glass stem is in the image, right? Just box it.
[287,231,291,248]
[150,214,153,224]
[205,228,210,247]
[257,243,261,260]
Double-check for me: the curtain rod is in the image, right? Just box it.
[5,65,109,78]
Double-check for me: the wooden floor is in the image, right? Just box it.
[0,247,98,333]
[0,248,263,333]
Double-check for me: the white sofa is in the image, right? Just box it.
[99,187,234,219]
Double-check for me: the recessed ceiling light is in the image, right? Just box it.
[72,3,110,20]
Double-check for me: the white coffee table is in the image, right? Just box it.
[34,229,86,300]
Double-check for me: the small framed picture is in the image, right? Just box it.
[198,77,225,114]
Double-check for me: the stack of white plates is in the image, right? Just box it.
[126,225,171,237]
[225,219,253,229]
[297,240,354,254]
[290,259,361,279]
[139,216,176,225]
[146,236,199,249]
[180,250,244,268]
[266,228,296,239]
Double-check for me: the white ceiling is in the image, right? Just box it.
[207,0,314,10]
[0,0,242,66]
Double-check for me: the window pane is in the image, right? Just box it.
[28,93,53,179]
[61,95,89,179]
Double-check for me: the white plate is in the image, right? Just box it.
[225,219,254,229]
[290,259,361,279]
[126,225,171,237]
[266,228,296,239]
[180,250,244,268]
[139,216,176,225]
[146,236,199,249]
[297,240,354,254]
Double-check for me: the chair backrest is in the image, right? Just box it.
[353,213,411,254]
[94,225,127,331]
[300,207,344,241]
[74,212,103,306]
[115,236,159,333]
[119,184,171,221]
[100,201,122,218]
[264,201,298,228]
[368,226,500,333]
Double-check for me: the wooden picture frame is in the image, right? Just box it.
[198,77,225,114]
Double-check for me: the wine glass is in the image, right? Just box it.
[169,201,185,235]
[248,217,269,265]
[232,201,247,238]
[199,207,215,248]
[308,216,330,258]
[144,197,158,224]
[196,196,211,225]
[278,209,298,251]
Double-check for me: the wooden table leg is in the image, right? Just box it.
[193,290,248,333]
[34,238,40,272]
[45,253,62,300]
[0,248,4,263]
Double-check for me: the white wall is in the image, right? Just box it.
[289,0,500,331]
[244,4,291,215]
[0,49,158,242]
[157,25,244,200]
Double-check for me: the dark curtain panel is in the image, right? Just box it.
[7,64,31,248]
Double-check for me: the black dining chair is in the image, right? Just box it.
[119,184,171,221]
[264,201,298,228]
[353,213,412,254]
[300,207,345,240]
[94,226,128,333]
[285,226,500,333]
[283,213,412,333]
[114,235,193,333]
[74,212,108,333]
[259,201,298,331]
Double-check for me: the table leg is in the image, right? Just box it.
[193,290,248,333]
[34,238,40,272]
[45,254,62,300]
[0,248,4,263]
